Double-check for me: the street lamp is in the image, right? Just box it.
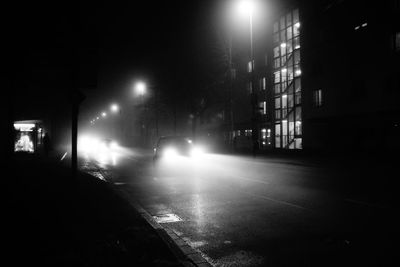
[101,112,107,118]
[235,0,258,156]
[110,103,119,113]
[134,81,147,145]
[134,81,147,97]
[109,103,120,140]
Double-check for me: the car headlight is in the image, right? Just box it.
[164,147,178,157]
[190,146,204,157]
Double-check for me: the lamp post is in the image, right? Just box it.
[110,103,120,140]
[237,0,258,156]
[134,81,147,146]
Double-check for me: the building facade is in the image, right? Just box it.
[225,0,400,152]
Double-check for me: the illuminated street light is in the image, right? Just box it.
[135,81,147,96]
[234,0,258,155]
[134,81,147,144]
[237,0,255,17]
[101,112,107,118]
[110,103,119,113]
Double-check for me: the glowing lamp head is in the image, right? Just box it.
[101,112,107,118]
[110,104,119,113]
[135,81,146,96]
[237,0,255,16]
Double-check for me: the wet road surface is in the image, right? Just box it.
[80,147,399,266]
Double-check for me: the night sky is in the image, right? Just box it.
[4,0,256,127]
[83,0,225,111]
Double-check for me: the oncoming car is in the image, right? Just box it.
[153,136,204,161]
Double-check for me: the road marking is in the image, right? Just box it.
[229,175,271,185]
[247,192,310,211]
[217,175,310,211]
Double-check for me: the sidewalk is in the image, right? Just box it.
[5,153,185,266]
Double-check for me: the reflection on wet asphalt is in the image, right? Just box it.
[80,147,399,266]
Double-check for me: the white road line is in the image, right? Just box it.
[243,191,310,211]
[227,175,271,185]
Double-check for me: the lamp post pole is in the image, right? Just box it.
[249,9,258,157]
[228,32,235,151]
[140,92,145,146]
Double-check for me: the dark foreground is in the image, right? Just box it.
[4,154,183,266]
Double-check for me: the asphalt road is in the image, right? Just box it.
[81,147,399,266]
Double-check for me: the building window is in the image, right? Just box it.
[313,89,323,107]
[259,101,267,115]
[274,71,280,84]
[245,129,252,136]
[260,77,266,90]
[274,46,280,58]
[273,8,302,150]
[247,60,254,73]
[274,58,281,69]
[395,32,400,52]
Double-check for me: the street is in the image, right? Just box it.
[81,147,399,266]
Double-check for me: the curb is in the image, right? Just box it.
[91,165,213,267]
[114,187,213,267]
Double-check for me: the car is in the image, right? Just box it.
[98,138,118,152]
[153,136,202,161]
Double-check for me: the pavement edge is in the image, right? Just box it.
[92,166,213,267]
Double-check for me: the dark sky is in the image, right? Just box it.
[84,1,222,105]
[5,0,239,122]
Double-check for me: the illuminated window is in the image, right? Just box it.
[313,89,323,107]
[274,71,280,84]
[274,46,280,58]
[286,13,292,26]
[275,97,281,108]
[294,36,300,49]
[274,58,281,69]
[396,32,400,52]
[259,101,267,115]
[260,77,267,90]
[273,8,301,150]
[247,60,254,72]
